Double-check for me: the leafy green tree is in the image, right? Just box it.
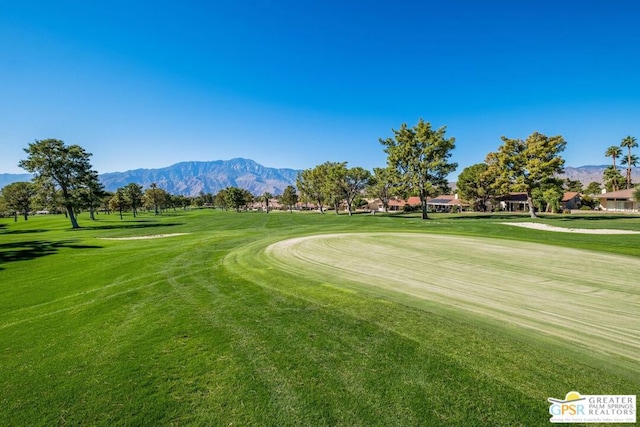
[101,191,114,214]
[78,170,105,220]
[109,188,129,220]
[214,189,229,210]
[297,165,328,213]
[224,187,250,212]
[368,167,398,213]
[603,166,625,192]
[124,183,144,217]
[145,183,167,215]
[584,181,602,196]
[380,119,457,219]
[343,167,371,215]
[485,132,566,218]
[19,138,97,228]
[1,181,36,221]
[323,162,348,214]
[281,185,298,212]
[542,187,563,213]
[621,136,638,189]
[456,163,494,211]
[562,178,583,193]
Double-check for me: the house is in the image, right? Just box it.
[497,193,529,212]
[597,188,639,212]
[561,192,582,210]
[426,194,469,212]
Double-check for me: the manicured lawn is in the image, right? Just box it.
[1,210,638,425]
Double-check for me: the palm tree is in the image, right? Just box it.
[605,145,622,191]
[621,154,639,188]
[620,136,638,189]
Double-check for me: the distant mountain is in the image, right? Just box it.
[99,158,301,196]
[2,162,639,196]
[0,173,32,189]
[559,165,640,186]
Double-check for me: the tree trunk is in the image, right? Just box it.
[14,212,17,222]
[66,205,80,228]
[420,191,429,220]
[347,202,353,216]
[527,195,537,218]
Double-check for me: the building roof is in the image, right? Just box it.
[597,188,636,200]
[562,192,581,202]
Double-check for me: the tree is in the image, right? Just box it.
[281,185,298,212]
[584,181,602,196]
[124,183,144,217]
[485,132,566,218]
[562,178,583,193]
[368,167,398,213]
[145,183,166,215]
[456,163,494,211]
[603,166,625,192]
[19,139,97,228]
[109,188,129,220]
[343,167,371,215]
[223,187,251,212]
[620,136,638,189]
[621,153,638,189]
[297,165,328,213]
[604,145,622,191]
[542,187,563,213]
[214,189,229,210]
[262,192,273,213]
[79,170,105,220]
[1,181,35,221]
[380,119,457,219]
[323,162,348,214]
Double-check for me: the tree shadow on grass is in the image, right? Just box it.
[0,240,102,270]
[1,228,51,235]
[69,222,185,231]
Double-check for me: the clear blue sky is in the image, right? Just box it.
[1,1,639,177]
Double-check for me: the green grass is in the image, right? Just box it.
[0,210,638,426]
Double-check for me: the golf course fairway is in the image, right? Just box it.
[264,232,640,366]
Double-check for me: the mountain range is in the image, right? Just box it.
[1,159,639,196]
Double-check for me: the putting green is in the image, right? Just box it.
[265,233,640,364]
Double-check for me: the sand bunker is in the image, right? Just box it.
[99,233,190,240]
[499,222,640,234]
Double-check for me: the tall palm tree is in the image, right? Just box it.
[621,154,639,188]
[605,145,622,191]
[621,136,638,189]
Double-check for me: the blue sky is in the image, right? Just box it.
[1,1,639,176]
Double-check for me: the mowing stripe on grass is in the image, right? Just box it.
[265,233,640,366]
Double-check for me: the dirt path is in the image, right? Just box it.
[266,233,640,364]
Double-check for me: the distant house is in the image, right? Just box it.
[387,198,407,211]
[561,192,582,210]
[597,188,639,212]
[427,194,468,212]
[497,193,529,212]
